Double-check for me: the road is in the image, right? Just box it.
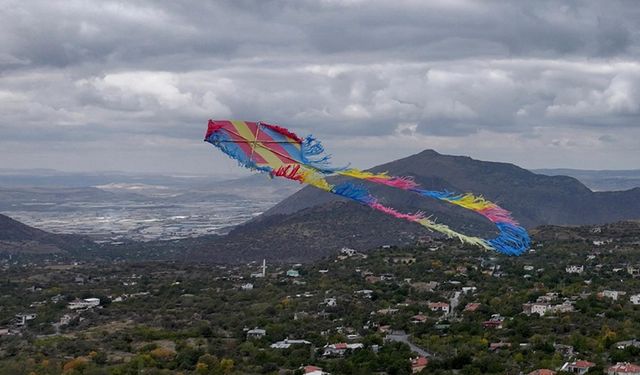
[385,330,432,357]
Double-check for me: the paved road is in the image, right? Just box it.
[385,331,432,357]
[450,291,462,317]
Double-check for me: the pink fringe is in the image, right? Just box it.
[369,202,424,222]
[369,176,419,190]
[477,206,518,225]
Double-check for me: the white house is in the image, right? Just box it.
[68,298,100,310]
[323,297,337,307]
[241,283,254,290]
[566,265,584,274]
[600,290,626,301]
[340,247,357,256]
[561,361,595,374]
[630,294,640,305]
[531,304,551,316]
[270,339,312,349]
[428,302,450,314]
[322,343,364,357]
[354,290,373,298]
[15,313,37,326]
[246,328,266,339]
[628,266,640,278]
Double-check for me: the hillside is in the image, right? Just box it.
[191,150,640,263]
[534,168,640,191]
[0,213,95,254]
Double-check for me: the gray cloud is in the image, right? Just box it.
[0,0,639,173]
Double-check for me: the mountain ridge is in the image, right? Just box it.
[190,149,640,262]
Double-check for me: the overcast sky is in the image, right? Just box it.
[1,0,639,175]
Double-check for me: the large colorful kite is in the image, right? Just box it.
[204,120,530,255]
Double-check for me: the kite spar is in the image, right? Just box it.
[204,120,530,255]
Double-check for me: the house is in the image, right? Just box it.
[528,370,556,375]
[561,360,595,374]
[323,298,337,307]
[340,247,357,256]
[428,302,450,314]
[58,314,74,326]
[607,362,640,375]
[628,266,640,278]
[14,313,37,326]
[354,289,373,298]
[616,340,640,350]
[630,295,640,305]
[523,303,552,316]
[240,283,254,290]
[464,303,481,312]
[483,314,505,329]
[380,273,395,281]
[286,269,300,277]
[246,328,266,339]
[537,293,559,303]
[599,290,626,301]
[322,343,364,357]
[0,327,14,336]
[377,308,399,315]
[410,314,428,324]
[390,256,416,264]
[365,275,381,284]
[566,265,584,274]
[303,365,329,375]
[67,298,100,310]
[553,301,575,314]
[411,357,428,373]
[489,342,512,351]
[411,281,439,292]
[378,325,391,333]
[554,344,575,358]
[524,265,535,271]
[462,286,477,294]
[270,339,312,349]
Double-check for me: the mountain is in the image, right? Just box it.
[0,213,95,254]
[190,150,640,263]
[533,168,640,191]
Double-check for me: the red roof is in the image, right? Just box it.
[412,357,428,367]
[411,314,427,321]
[528,370,556,375]
[571,361,595,369]
[304,365,322,373]
[608,362,640,373]
[464,303,481,311]
[483,320,503,328]
[489,342,511,350]
[334,343,348,349]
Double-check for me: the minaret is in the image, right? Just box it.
[262,259,266,277]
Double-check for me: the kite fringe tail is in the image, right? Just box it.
[331,182,376,205]
[301,135,346,172]
[260,123,304,143]
[369,176,419,190]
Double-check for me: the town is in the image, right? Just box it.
[1,222,640,374]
